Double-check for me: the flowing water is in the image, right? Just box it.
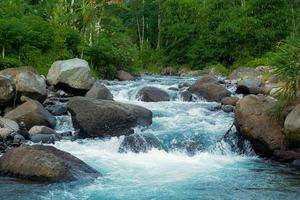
[1,76,300,200]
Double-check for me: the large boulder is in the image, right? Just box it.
[136,87,170,102]
[189,81,231,102]
[116,70,134,81]
[85,83,113,100]
[228,67,264,80]
[67,97,152,138]
[0,67,37,78]
[221,96,239,106]
[0,76,15,106]
[235,95,285,157]
[236,79,263,95]
[29,126,57,135]
[284,104,300,148]
[47,58,95,95]
[4,100,56,130]
[0,145,100,182]
[15,71,47,101]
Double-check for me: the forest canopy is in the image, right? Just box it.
[0,0,300,78]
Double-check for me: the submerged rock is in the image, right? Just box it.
[0,145,100,182]
[85,83,113,100]
[180,90,193,102]
[136,87,170,102]
[119,133,162,153]
[47,58,95,95]
[116,70,134,81]
[67,97,152,138]
[4,100,56,130]
[235,95,285,157]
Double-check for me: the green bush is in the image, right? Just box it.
[0,57,22,69]
[207,63,229,76]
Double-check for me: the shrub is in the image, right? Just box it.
[0,57,22,69]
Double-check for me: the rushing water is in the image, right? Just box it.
[1,75,300,200]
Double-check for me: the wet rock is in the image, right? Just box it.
[45,104,68,116]
[0,118,19,132]
[136,87,170,102]
[47,58,95,95]
[236,79,263,95]
[119,133,161,153]
[168,87,179,91]
[30,134,59,144]
[273,150,300,162]
[235,95,285,157]
[228,67,264,80]
[178,83,191,89]
[189,82,231,102]
[67,97,152,138]
[13,134,25,144]
[116,70,134,81]
[221,97,239,106]
[29,126,57,135]
[222,105,234,113]
[0,76,15,106]
[0,145,100,182]
[284,104,300,148]
[4,100,56,130]
[0,128,14,140]
[85,83,113,100]
[180,91,193,102]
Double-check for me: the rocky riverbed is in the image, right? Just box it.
[0,58,300,199]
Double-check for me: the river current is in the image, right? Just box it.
[1,75,300,200]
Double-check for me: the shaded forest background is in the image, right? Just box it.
[1,0,300,78]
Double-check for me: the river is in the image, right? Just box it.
[1,75,300,200]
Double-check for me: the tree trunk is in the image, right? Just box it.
[141,0,145,49]
[2,46,5,58]
[156,5,161,50]
[136,16,142,49]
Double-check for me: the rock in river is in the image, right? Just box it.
[4,100,56,130]
[235,95,285,157]
[136,86,170,102]
[47,58,95,95]
[0,145,100,182]
[85,83,113,100]
[67,97,152,138]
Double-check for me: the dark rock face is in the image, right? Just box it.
[30,134,59,144]
[67,97,152,138]
[0,76,15,106]
[85,83,113,100]
[235,95,285,157]
[45,104,68,116]
[273,150,300,162]
[236,79,263,95]
[189,82,231,102]
[119,133,162,153]
[136,87,170,102]
[180,91,193,102]
[0,145,100,182]
[116,70,134,81]
[222,105,234,113]
[4,100,56,130]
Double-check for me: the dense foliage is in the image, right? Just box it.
[1,0,300,78]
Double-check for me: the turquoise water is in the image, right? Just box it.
[1,76,300,200]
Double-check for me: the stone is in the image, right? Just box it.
[189,82,231,102]
[235,95,285,157]
[0,76,15,105]
[85,83,113,100]
[67,97,152,138]
[180,90,193,102]
[45,104,68,116]
[47,58,95,95]
[236,79,263,95]
[222,105,234,113]
[30,134,59,144]
[161,67,178,76]
[116,70,134,81]
[136,87,170,102]
[228,67,263,80]
[4,100,56,130]
[29,126,57,135]
[221,97,239,106]
[284,104,300,148]
[0,145,100,182]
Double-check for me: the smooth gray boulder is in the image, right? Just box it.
[284,104,300,148]
[136,87,170,102]
[47,58,95,94]
[116,70,134,81]
[67,97,152,138]
[85,83,113,100]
